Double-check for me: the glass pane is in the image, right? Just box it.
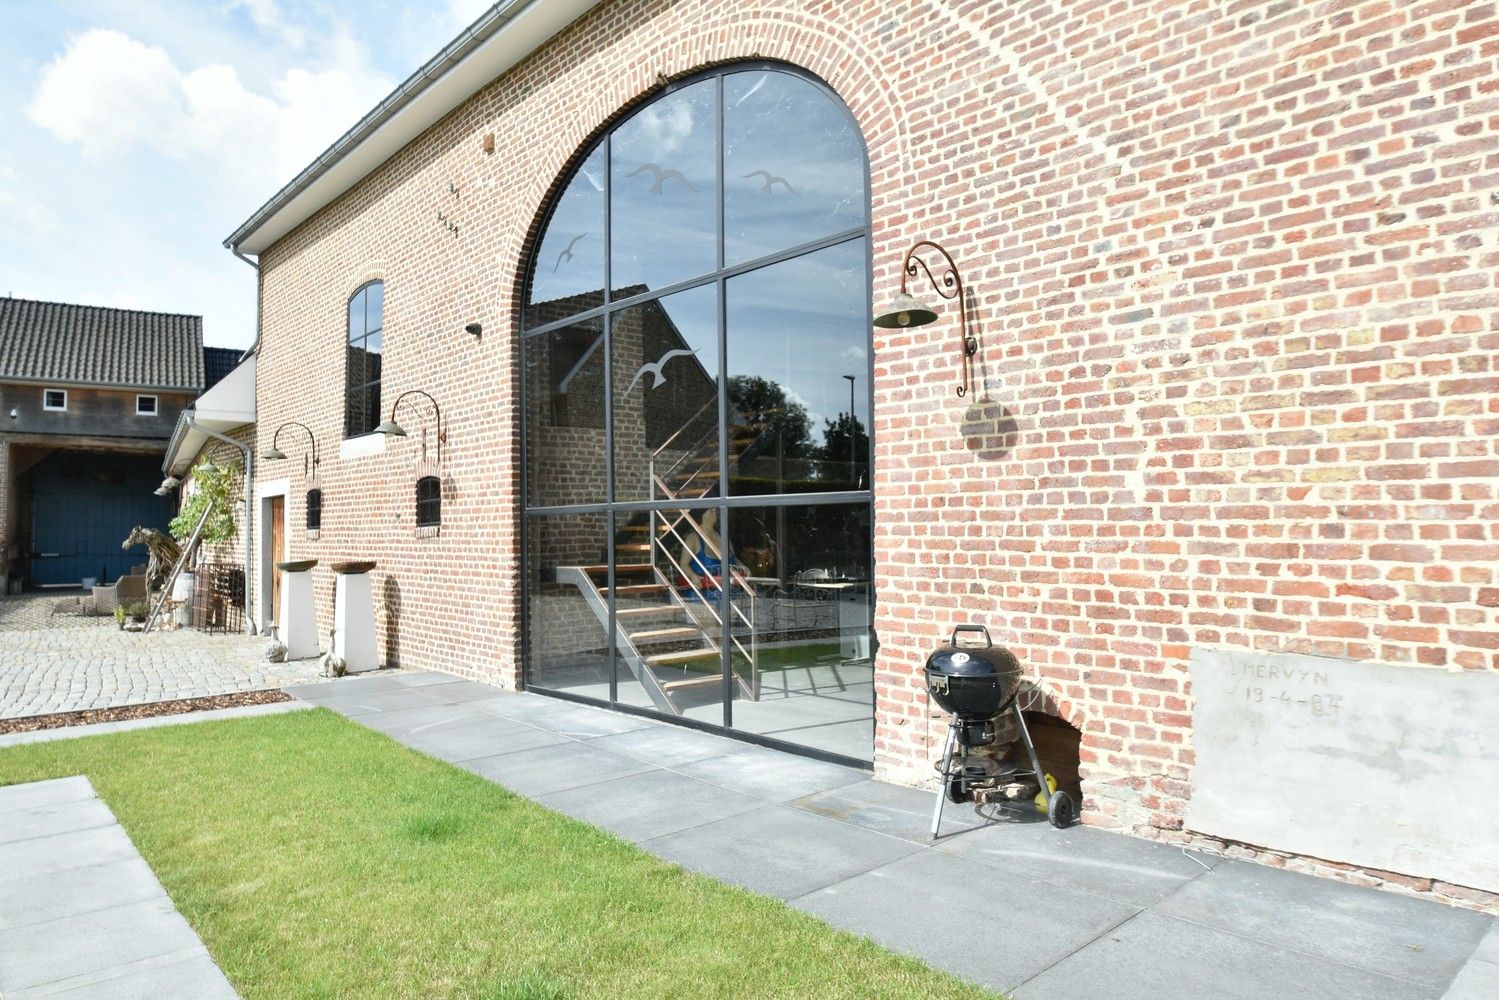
[614,503,726,720]
[610,286,719,503]
[527,145,606,327]
[364,281,383,334]
[365,382,381,438]
[347,292,362,343]
[524,317,606,507]
[527,513,613,696]
[727,502,872,761]
[724,71,867,264]
[610,80,717,299]
[344,387,366,437]
[725,239,870,495]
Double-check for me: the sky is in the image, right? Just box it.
[0,0,495,347]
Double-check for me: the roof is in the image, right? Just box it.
[225,0,602,256]
[163,354,257,477]
[0,296,204,392]
[203,347,241,391]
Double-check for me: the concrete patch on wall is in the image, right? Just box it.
[1187,648,1499,892]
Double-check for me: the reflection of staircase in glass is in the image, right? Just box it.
[556,406,769,716]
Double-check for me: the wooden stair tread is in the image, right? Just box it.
[612,583,668,595]
[646,648,720,666]
[579,563,652,575]
[628,627,700,643]
[660,674,724,692]
[616,606,678,619]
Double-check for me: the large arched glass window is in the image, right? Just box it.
[522,64,873,764]
[345,281,383,437]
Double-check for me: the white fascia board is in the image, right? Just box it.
[233,0,601,256]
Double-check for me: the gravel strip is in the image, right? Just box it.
[0,690,293,734]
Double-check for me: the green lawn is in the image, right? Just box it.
[0,710,989,999]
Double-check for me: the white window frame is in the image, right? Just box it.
[136,394,158,416]
[42,388,67,411]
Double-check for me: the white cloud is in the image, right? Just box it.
[25,27,390,191]
[228,0,308,49]
[446,0,496,27]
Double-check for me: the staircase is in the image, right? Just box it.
[556,406,770,716]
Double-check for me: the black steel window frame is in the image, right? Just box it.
[305,488,323,532]
[415,475,441,529]
[518,62,876,769]
[345,280,383,438]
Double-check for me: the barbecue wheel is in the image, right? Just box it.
[1048,790,1076,829]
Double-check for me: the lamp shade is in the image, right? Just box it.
[873,293,939,329]
[373,419,408,437]
[261,445,288,461]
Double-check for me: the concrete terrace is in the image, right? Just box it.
[289,670,1497,1000]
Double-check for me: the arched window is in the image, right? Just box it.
[520,64,874,763]
[345,281,383,437]
[415,476,441,533]
[305,488,322,534]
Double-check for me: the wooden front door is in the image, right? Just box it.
[269,495,284,619]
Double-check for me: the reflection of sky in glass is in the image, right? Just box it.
[526,145,605,320]
[611,81,717,297]
[726,238,869,433]
[724,71,866,264]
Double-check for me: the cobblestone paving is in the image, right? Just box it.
[0,594,329,719]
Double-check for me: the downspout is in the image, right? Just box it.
[184,418,257,636]
[231,247,260,361]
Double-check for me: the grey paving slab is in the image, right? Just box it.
[284,672,411,700]
[349,701,494,739]
[934,813,1219,907]
[793,849,1136,993]
[0,823,139,884]
[0,856,164,931]
[1444,954,1499,1000]
[0,898,206,993]
[0,701,312,749]
[537,769,760,843]
[0,775,94,814]
[11,947,239,1000]
[306,686,455,717]
[0,796,117,844]
[587,722,741,766]
[642,804,920,900]
[402,715,570,762]
[387,671,465,688]
[1471,919,1499,964]
[675,746,869,803]
[1153,858,1492,988]
[475,694,656,738]
[791,776,991,843]
[1013,910,1435,1000]
[460,741,657,798]
[424,679,514,703]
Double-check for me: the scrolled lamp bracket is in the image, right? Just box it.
[376,389,447,466]
[264,421,321,480]
[874,239,977,397]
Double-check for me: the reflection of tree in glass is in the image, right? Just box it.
[727,375,813,458]
[820,413,868,479]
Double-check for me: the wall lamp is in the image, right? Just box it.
[261,421,321,479]
[153,476,180,496]
[465,321,482,338]
[374,389,446,464]
[873,240,976,397]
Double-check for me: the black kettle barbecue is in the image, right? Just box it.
[925,624,1077,837]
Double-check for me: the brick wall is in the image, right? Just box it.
[251,0,1499,904]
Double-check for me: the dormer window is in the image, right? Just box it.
[43,389,67,411]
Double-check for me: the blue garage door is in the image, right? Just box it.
[29,452,172,587]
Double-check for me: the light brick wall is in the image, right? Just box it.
[251,0,1499,905]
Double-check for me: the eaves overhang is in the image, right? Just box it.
[223,0,601,257]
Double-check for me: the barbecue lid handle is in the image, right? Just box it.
[950,623,992,647]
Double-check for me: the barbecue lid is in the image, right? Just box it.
[924,624,1020,677]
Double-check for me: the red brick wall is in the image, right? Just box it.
[252,0,1499,902]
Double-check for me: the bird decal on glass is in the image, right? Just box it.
[627,162,694,194]
[744,169,797,194]
[623,349,699,397]
[553,232,587,272]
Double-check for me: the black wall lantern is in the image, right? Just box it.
[375,389,448,536]
[372,388,447,463]
[873,240,977,397]
[261,421,322,478]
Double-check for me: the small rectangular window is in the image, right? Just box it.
[415,476,441,535]
[43,389,67,411]
[136,394,158,415]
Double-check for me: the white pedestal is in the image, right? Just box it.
[280,570,319,660]
[333,573,378,673]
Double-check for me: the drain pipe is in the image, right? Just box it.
[184,418,257,635]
